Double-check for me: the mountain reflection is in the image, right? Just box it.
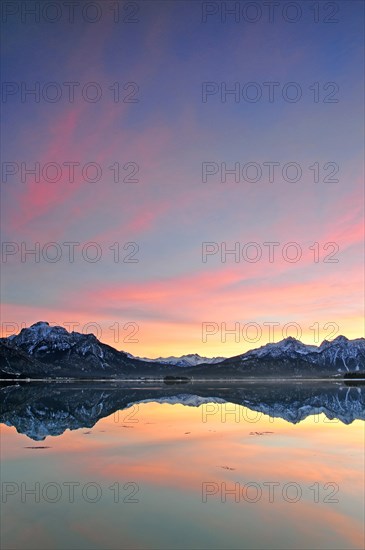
[1,381,364,440]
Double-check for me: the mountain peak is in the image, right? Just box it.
[278,336,302,345]
[16,322,98,342]
[244,337,311,357]
[16,322,69,339]
[332,335,349,343]
[320,335,349,348]
[30,321,50,328]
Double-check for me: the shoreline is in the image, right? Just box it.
[1,377,364,383]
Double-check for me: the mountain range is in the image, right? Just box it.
[1,321,364,379]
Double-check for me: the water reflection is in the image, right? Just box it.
[1,381,364,439]
[1,382,364,550]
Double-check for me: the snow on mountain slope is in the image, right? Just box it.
[316,335,365,371]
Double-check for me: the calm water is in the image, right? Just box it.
[1,382,364,550]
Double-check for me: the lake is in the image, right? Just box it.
[1,381,364,550]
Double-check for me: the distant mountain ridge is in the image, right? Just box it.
[1,322,364,379]
[129,352,226,367]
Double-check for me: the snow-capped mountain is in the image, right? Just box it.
[2,321,167,378]
[1,322,364,379]
[316,336,365,371]
[6,321,126,372]
[241,336,318,360]
[131,353,226,367]
[2,322,225,377]
[235,335,365,373]
[8,321,104,357]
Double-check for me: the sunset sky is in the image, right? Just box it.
[1,1,364,357]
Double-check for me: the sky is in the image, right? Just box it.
[1,0,364,357]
